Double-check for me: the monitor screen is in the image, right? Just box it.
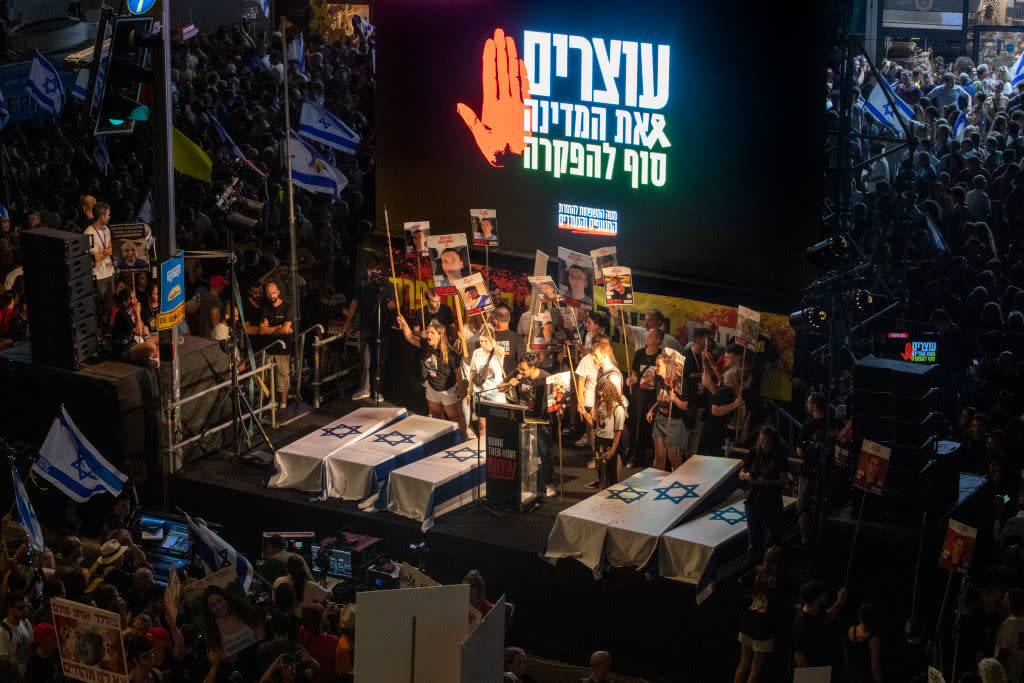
[311,544,353,579]
[884,331,939,364]
[158,523,191,556]
[263,532,315,560]
[140,514,193,559]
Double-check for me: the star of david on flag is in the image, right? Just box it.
[709,506,747,526]
[33,405,127,503]
[185,511,254,590]
[372,430,417,447]
[27,50,64,116]
[653,481,699,504]
[441,446,480,463]
[606,485,647,504]
[284,129,348,198]
[864,75,914,138]
[299,99,361,155]
[320,423,363,439]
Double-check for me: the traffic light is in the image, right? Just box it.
[95,16,159,135]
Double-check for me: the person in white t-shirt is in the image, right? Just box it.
[996,588,1024,680]
[83,202,115,328]
[468,329,506,437]
[0,592,33,678]
[591,375,628,489]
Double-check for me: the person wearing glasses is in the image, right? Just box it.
[0,591,33,678]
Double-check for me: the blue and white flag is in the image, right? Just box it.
[71,60,107,107]
[287,33,305,73]
[137,191,154,224]
[925,211,949,253]
[1012,50,1024,87]
[284,129,348,198]
[94,135,110,174]
[298,99,360,155]
[0,204,9,220]
[27,50,64,116]
[211,118,244,161]
[953,110,966,142]
[11,463,45,552]
[185,512,254,590]
[33,405,127,503]
[261,0,269,17]
[0,87,8,131]
[864,76,914,138]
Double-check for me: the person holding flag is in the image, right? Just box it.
[185,512,254,591]
[864,67,915,138]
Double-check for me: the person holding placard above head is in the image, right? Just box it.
[396,315,468,441]
[646,351,686,472]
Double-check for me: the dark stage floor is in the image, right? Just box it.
[169,397,761,682]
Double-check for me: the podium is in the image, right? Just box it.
[478,400,538,511]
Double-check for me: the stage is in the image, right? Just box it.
[167,397,776,682]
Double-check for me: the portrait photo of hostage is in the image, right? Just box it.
[454,273,493,316]
[404,221,430,256]
[51,598,129,679]
[192,582,265,657]
[426,234,471,295]
[545,371,572,412]
[590,246,617,285]
[530,311,554,350]
[556,247,594,309]
[470,209,499,246]
[602,266,634,306]
[852,439,890,495]
[528,275,560,303]
[116,239,149,271]
[940,520,978,574]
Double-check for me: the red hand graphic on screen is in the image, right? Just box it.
[457,28,532,167]
[901,342,913,361]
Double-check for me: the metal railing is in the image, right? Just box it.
[764,399,804,451]
[311,328,357,408]
[294,323,323,401]
[165,340,283,470]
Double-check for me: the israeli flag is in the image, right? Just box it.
[284,129,348,198]
[33,405,128,503]
[71,68,87,101]
[864,76,914,138]
[211,118,244,161]
[185,512,254,590]
[27,50,64,116]
[0,204,9,220]
[1012,50,1024,87]
[953,110,966,142]
[137,191,154,224]
[0,87,8,131]
[298,99,360,155]
[11,464,45,552]
[261,0,269,17]
[287,32,305,73]
[94,135,111,174]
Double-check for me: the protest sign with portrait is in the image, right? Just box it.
[453,272,493,316]
[852,439,890,495]
[470,209,498,246]
[602,266,634,306]
[556,247,594,309]
[52,597,129,683]
[590,246,617,285]
[940,519,977,574]
[426,234,471,295]
[404,221,430,256]
[545,371,572,412]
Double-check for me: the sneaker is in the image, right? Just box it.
[586,458,597,469]
[585,480,600,489]
[351,389,371,400]
[545,485,557,498]
[574,435,589,447]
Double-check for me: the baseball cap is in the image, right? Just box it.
[209,275,229,289]
[146,627,171,644]
[34,623,57,646]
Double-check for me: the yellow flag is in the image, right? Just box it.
[172,127,212,183]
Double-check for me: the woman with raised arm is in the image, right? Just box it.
[396,315,468,440]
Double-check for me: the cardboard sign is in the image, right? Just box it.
[736,305,761,351]
[545,371,572,412]
[556,247,594,309]
[157,254,185,330]
[527,275,560,302]
[470,209,498,246]
[109,222,152,272]
[554,307,582,345]
[602,266,633,306]
[404,221,430,256]
[590,246,617,285]
[165,567,181,627]
[399,562,440,589]
[530,311,555,350]
[427,234,471,295]
[454,272,493,316]
[940,519,977,574]
[52,597,129,683]
[852,439,890,495]
[928,666,946,683]
[181,567,236,604]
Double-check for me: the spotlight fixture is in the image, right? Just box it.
[806,235,850,265]
[789,306,829,332]
[849,289,873,312]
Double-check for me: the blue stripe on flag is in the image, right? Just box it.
[56,409,125,492]
[298,123,359,152]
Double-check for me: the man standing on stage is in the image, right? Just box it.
[508,352,556,498]
[490,304,525,379]
[340,257,396,401]
[84,202,115,330]
[680,327,711,460]
[261,282,293,412]
[417,288,456,341]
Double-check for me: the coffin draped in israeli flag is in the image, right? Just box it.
[323,415,460,503]
[267,407,407,491]
[382,445,486,531]
[544,455,741,574]
[659,492,796,603]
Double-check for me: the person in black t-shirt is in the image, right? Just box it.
[110,288,159,366]
[241,280,264,336]
[626,327,663,466]
[702,367,746,458]
[793,579,847,670]
[796,391,828,548]
[740,425,789,562]
[396,315,468,440]
[416,288,456,340]
[491,305,526,378]
[506,352,556,497]
[679,328,711,460]
[340,258,397,401]
[646,352,686,471]
[260,282,293,411]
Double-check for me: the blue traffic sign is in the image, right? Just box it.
[129,0,156,14]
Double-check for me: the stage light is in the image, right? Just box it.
[789,306,828,332]
[806,235,850,264]
[849,289,874,312]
